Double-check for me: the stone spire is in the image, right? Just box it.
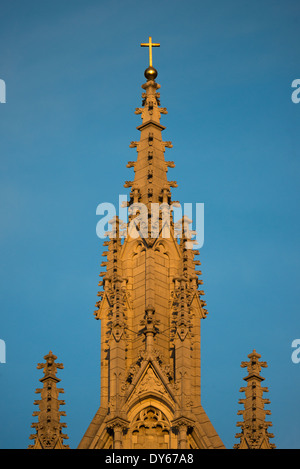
[78,39,224,450]
[234,350,275,449]
[28,351,69,449]
[126,44,176,211]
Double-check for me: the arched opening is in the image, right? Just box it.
[131,406,170,449]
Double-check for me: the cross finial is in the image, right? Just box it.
[141,36,160,67]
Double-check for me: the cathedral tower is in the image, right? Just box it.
[78,38,225,450]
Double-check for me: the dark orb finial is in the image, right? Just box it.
[144,66,158,81]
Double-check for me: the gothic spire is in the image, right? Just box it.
[28,351,69,449]
[79,38,225,450]
[234,350,275,449]
[125,38,176,210]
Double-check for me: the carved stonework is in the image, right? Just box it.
[234,350,276,449]
[130,366,169,401]
[132,407,169,433]
[29,352,69,449]
[131,407,170,450]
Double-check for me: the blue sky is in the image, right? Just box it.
[0,0,299,449]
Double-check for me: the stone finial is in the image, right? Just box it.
[234,350,275,449]
[28,351,69,449]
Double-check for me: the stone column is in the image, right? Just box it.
[178,424,188,449]
[113,424,123,449]
[172,417,194,450]
[106,417,129,450]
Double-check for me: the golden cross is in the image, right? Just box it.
[141,36,160,67]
